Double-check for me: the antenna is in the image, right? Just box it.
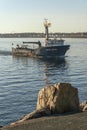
[43,19,51,40]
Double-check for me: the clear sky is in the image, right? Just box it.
[0,0,87,33]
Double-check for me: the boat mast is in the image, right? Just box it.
[44,19,51,40]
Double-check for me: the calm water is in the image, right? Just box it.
[0,38,87,126]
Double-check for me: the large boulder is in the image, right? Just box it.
[10,83,80,126]
[37,83,79,114]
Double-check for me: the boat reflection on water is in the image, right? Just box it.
[12,56,68,86]
[38,57,67,85]
[39,56,66,64]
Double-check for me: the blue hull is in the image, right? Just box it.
[35,45,70,59]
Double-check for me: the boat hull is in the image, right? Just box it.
[12,45,70,59]
[35,45,70,59]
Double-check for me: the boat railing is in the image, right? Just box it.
[23,41,41,47]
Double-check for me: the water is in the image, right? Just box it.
[0,38,87,126]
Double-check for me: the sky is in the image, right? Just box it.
[0,0,87,33]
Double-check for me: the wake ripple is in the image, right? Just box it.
[0,50,12,55]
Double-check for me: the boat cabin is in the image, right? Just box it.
[45,38,64,47]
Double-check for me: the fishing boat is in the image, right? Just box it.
[12,20,70,59]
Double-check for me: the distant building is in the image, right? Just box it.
[0,32,87,38]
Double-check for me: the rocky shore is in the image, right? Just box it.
[1,83,87,130]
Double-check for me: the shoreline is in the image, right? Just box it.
[0,32,87,39]
[1,111,87,130]
[1,83,87,129]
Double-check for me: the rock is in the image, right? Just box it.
[80,101,87,111]
[10,82,80,126]
[19,107,51,122]
[37,83,79,114]
[83,104,87,111]
[10,107,51,125]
